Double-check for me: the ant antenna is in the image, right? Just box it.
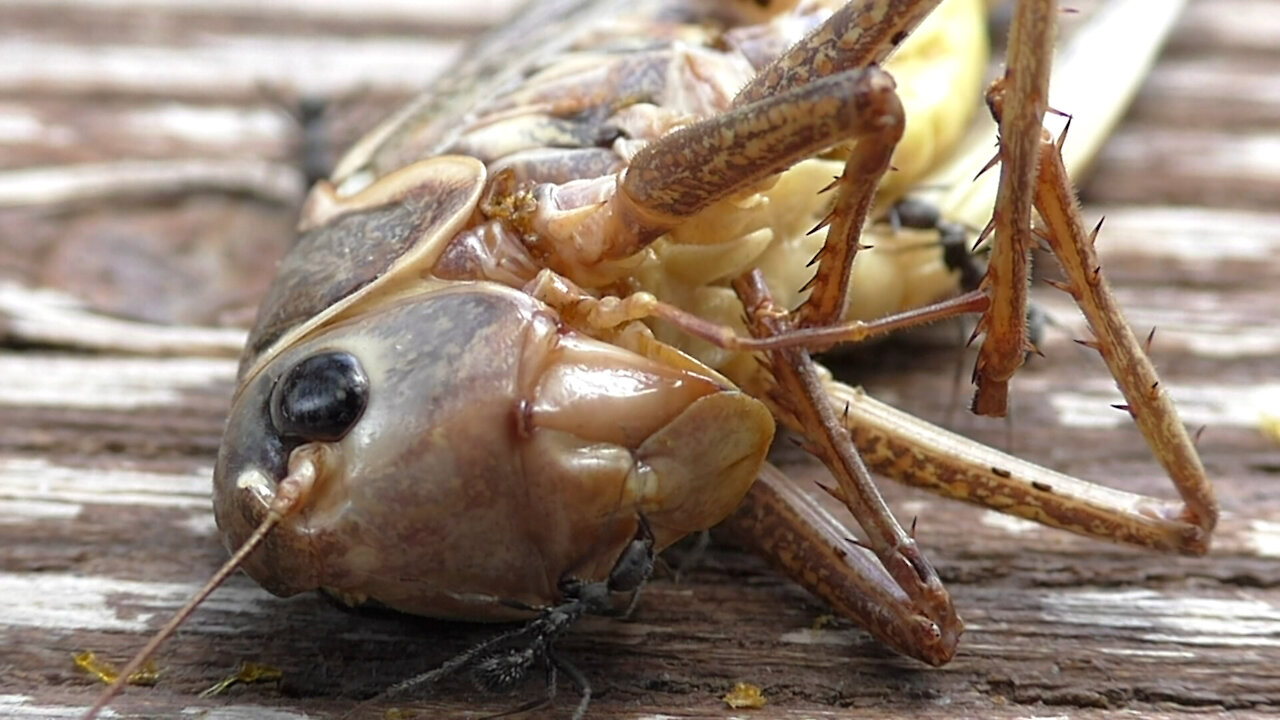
[80,449,321,720]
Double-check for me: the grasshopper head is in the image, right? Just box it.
[214,282,774,618]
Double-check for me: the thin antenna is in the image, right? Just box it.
[81,451,320,720]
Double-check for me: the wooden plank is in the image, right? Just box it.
[1,1,1279,718]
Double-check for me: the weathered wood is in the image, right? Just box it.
[2,1,1279,719]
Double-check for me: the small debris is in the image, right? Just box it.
[199,661,284,698]
[73,651,159,686]
[723,682,767,709]
[811,613,835,631]
[1262,414,1280,446]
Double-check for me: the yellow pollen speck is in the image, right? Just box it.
[199,661,284,698]
[74,651,160,686]
[723,681,768,709]
[1261,413,1280,445]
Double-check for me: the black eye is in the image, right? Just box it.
[269,351,369,442]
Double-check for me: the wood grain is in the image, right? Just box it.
[2,1,1278,718]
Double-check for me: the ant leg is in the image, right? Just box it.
[547,646,593,720]
[666,530,711,585]
[610,515,656,619]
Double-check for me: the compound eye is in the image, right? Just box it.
[269,351,369,442]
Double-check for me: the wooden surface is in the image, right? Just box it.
[2,1,1279,718]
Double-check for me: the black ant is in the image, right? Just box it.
[885,195,1048,351]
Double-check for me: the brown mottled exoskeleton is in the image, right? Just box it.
[84,0,1216,717]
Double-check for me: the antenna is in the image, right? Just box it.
[81,451,320,720]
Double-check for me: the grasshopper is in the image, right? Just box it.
[84,0,1215,717]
